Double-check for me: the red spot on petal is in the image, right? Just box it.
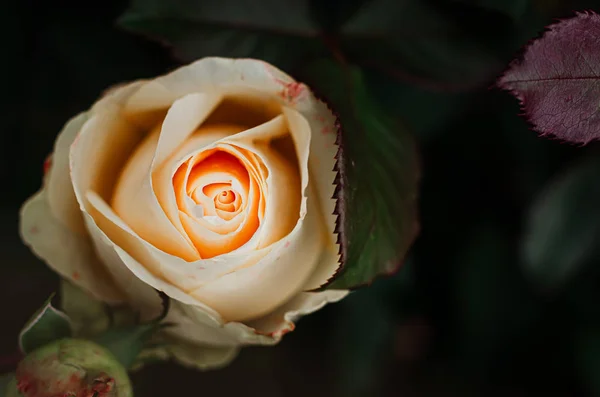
[275,79,306,104]
[321,126,332,135]
[72,271,81,280]
[43,155,52,175]
[30,226,39,234]
[284,241,291,248]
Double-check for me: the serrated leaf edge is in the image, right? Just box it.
[309,63,420,290]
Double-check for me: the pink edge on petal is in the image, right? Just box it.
[252,322,296,339]
[43,155,52,175]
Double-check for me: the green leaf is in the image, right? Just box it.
[117,0,326,70]
[308,0,369,32]
[340,0,504,89]
[302,59,419,289]
[522,154,600,290]
[366,71,472,142]
[117,0,509,90]
[19,294,72,354]
[448,0,530,21]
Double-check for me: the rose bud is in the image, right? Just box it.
[5,339,131,397]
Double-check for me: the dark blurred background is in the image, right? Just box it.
[3,0,600,396]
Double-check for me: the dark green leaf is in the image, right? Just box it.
[340,0,504,89]
[366,71,472,141]
[117,0,325,70]
[522,154,600,289]
[447,0,530,21]
[19,294,72,354]
[302,59,419,289]
[308,0,369,32]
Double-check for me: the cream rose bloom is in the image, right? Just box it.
[20,58,348,369]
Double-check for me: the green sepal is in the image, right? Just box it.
[18,294,72,354]
[93,292,171,369]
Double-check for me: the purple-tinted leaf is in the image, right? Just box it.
[499,11,600,144]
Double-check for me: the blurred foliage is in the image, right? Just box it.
[3,0,600,396]
[523,154,600,291]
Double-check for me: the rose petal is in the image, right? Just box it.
[110,126,199,261]
[159,125,245,230]
[167,289,348,346]
[90,183,322,322]
[188,187,323,321]
[20,190,124,303]
[246,290,349,338]
[112,93,224,261]
[221,115,302,249]
[123,58,294,114]
[167,301,275,346]
[46,113,89,235]
[152,92,223,168]
[70,81,146,208]
[74,203,263,347]
[74,193,320,351]
[20,108,125,303]
[86,190,260,292]
[140,340,239,371]
[83,195,203,310]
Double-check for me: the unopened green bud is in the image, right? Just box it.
[6,339,132,397]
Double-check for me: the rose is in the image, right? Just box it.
[20,58,348,369]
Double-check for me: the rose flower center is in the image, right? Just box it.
[173,148,262,258]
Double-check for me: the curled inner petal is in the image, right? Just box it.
[217,190,235,205]
[173,148,262,258]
